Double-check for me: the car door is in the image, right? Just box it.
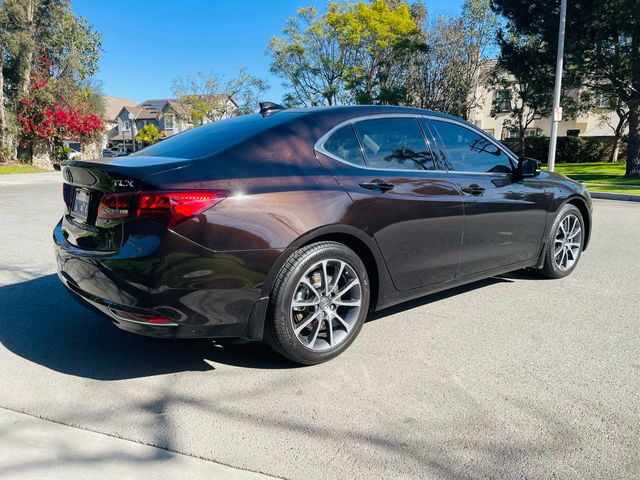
[428,118,547,277]
[315,116,464,291]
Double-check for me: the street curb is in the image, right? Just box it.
[591,192,640,202]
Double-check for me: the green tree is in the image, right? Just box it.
[489,34,556,154]
[0,0,102,163]
[326,0,424,104]
[492,0,640,176]
[406,0,498,118]
[135,124,162,146]
[172,66,268,125]
[268,0,424,106]
[267,5,353,106]
[596,95,629,162]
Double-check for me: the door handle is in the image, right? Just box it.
[359,179,395,192]
[461,184,486,195]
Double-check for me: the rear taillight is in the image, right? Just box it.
[98,193,135,219]
[97,191,226,228]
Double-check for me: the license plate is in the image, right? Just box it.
[71,189,91,222]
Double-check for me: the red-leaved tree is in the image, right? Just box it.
[18,57,103,157]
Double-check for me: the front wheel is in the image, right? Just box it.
[265,241,370,365]
[540,204,584,279]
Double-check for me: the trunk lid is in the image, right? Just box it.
[61,156,194,251]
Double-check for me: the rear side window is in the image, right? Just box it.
[353,118,435,171]
[131,112,303,159]
[432,120,513,174]
[323,125,365,166]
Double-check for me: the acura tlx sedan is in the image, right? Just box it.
[54,103,592,365]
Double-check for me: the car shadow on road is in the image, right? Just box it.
[0,275,293,380]
[0,271,536,380]
[366,275,520,322]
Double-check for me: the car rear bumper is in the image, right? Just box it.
[53,221,279,340]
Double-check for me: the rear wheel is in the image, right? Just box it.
[540,204,584,279]
[265,241,370,365]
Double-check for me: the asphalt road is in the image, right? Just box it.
[1,175,639,479]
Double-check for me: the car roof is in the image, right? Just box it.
[274,104,459,122]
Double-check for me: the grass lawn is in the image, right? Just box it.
[0,163,47,175]
[548,162,640,195]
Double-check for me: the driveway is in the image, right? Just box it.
[1,175,638,479]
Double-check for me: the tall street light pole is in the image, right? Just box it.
[547,0,568,172]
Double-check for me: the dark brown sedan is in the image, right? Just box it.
[54,104,592,364]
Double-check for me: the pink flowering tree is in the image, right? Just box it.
[17,57,104,167]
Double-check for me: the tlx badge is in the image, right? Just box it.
[113,179,134,188]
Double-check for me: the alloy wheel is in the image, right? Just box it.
[554,213,582,271]
[290,259,362,351]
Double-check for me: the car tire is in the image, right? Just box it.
[265,241,370,365]
[540,204,585,279]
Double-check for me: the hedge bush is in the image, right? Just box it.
[502,136,613,163]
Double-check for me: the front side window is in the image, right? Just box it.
[323,125,365,166]
[433,120,513,174]
[353,118,435,171]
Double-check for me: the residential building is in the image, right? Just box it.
[109,96,236,152]
[468,60,628,142]
[101,95,137,149]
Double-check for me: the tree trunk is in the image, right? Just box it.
[17,0,35,98]
[519,131,526,156]
[626,106,640,176]
[81,140,102,161]
[609,136,620,163]
[0,45,6,160]
[31,139,53,170]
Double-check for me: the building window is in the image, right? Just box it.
[495,90,511,113]
[567,129,581,137]
[123,120,130,131]
[599,94,612,109]
[506,129,519,139]
[506,128,541,139]
[164,114,176,130]
[483,128,495,137]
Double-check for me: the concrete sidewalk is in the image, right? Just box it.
[0,408,277,480]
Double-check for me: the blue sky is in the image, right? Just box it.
[73,0,463,104]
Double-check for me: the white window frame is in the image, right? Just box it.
[495,90,511,113]
[164,114,176,130]
[599,94,612,109]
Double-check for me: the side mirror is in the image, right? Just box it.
[515,157,541,179]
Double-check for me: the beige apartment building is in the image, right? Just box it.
[467,61,627,141]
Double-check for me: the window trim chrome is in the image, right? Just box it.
[314,113,519,176]
[314,114,444,173]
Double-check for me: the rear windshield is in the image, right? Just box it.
[131,112,302,159]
